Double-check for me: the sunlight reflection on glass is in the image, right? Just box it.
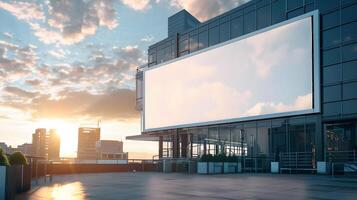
[50,182,86,200]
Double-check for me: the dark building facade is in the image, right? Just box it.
[77,127,100,160]
[32,128,48,159]
[130,0,357,170]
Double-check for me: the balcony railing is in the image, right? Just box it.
[326,151,357,163]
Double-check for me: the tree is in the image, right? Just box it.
[0,148,10,166]
[9,151,28,165]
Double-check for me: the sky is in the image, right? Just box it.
[0,0,250,158]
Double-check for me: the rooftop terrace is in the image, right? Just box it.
[17,172,357,200]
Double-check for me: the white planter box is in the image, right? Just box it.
[211,162,223,174]
[197,162,208,174]
[197,162,224,174]
[224,162,237,173]
[271,162,279,173]
[0,166,6,200]
[317,161,331,175]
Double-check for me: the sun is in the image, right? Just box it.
[36,119,78,158]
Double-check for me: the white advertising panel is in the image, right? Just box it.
[144,12,319,131]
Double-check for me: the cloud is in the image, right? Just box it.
[122,0,151,10]
[48,49,66,58]
[2,89,139,121]
[0,41,38,81]
[170,0,250,21]
[116,45,145,65]
[0,0,119,45]
[3,86,39,99]
[3,32,14,39]
[46,0,118,44]
[245,93,313,116]
[25,79,42,86]
[140,35,154,42]
[0,1,45,21]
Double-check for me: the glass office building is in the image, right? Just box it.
[128,0,357,170]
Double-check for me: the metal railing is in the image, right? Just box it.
[242,156,274,173]
[279,152,316,173]
[326,151,357,163]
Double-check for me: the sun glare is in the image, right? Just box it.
[36,119,78,158]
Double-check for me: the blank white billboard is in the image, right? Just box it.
[144,12,319,131]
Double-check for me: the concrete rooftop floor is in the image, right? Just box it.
[16,172,357,200]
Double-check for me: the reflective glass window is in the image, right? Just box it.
[209,26,220,46]
[272,0,286,24]
[343,82,357,100]
[322,10,340,30]
[323,27,341,47]
[272,121,287,153]
[179,39,188,53]
[189,34,199,52]
[219,127,231,155]
[287,0,303,11]
[230,16,243,38]
[287,7,304,19]
[306,122,316,152]
[198,31,208,49]
[208,127,219,155]
[323,85,342,102]
[220,22,230,42]
[342,43,357,62]
[323,64,342,85]
[257,126,270,156]
[343,60,357,81]
[323,102,341,116]
[343,99,357,114]
[244,127,256,157]
[257,5,271,29]
[342,21,357,43]
[244,11,256,34]
[342,4,357,24]
[318,0,340,12]
[323,47,340,66]
[288,122,305,152]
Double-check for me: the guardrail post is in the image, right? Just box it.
[35,160,38,185]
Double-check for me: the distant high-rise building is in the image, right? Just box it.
[17,143,33,156]
[32,128,60,160]
[32,128,48,158]
[96,140,128,160]
[48,129,61,160]
[77,127,100,160]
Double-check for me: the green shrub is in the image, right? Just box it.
[0,148,10,166]
[214,153,227,162]
[199,154,214,162]
[9,151,28,165]
[227,154,238,162]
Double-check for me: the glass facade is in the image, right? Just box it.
[160,115,320,159]
[137,0,357,163]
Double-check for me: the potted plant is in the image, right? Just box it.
[0,148,10,199]
[9,151,29,193]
